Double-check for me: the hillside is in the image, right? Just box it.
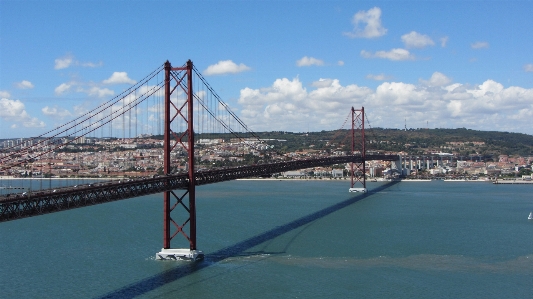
[251,128,533,157]
[3,128,532,158]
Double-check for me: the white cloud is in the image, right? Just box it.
[81,61,103,68]
[87,87,114,98]
[361,48,415,61]
[440,36,449,47]
[15,80,34,89]
[22,118,46,128]
[0,98,26,120]
[0,90,10,98]
[524,64,533,72]
[0,98,45,128]
[55,54,74,70]
[366,73,391,81]
[419,72,452,87]
[204,60,251,76]
[55,83,72,95]
[311,78,334,88]
[296,56,324,67]
[471,41,489,49]
[103,72,137,85]
[374,82,428,107]
[54,54,102,70]
[337,61,345,66]
[343,7,387,38]
[54,77,118,98]
[401,31,435,49]
[42,106,72,118]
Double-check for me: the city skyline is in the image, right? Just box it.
[1,0,533,138]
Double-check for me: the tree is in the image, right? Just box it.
[519,168,532,176]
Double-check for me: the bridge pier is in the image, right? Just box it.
[391,157,408,177]
[156,248,204,261]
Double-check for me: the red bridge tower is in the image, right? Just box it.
[349,107,367,193]
[156,60,203,260]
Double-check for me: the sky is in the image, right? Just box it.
[1,0,533,138]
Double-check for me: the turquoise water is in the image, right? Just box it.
[1,180,532,298]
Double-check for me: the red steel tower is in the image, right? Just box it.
[156,60,203,260]
[349,106,367,193]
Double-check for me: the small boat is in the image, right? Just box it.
[529,212,533,220]
[349,188,367,193]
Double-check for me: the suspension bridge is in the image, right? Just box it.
[0,60,398,260]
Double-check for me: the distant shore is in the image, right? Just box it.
[2,176,529,184]
[0,176,117,180]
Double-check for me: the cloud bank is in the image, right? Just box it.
[236,72,533,134]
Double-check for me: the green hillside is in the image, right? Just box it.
[251,128,533,157]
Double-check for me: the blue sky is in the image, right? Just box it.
[1,0,533,138]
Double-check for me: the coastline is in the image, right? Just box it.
[0,176,118,180]
[2,176,528,184]
[443,179,491,182]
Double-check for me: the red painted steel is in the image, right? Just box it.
[350,107,366,189]
[163,61,171,248]
[351,107,355,188]
[186,60,197,251]
[162,60,197,250]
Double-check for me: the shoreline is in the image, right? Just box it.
[2,176,527,184]
[0,176,118,180]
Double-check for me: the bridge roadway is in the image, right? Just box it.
[0,154,398,222]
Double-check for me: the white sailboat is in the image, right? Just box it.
[528,212,533,220]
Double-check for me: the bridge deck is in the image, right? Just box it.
[0,154,397,222]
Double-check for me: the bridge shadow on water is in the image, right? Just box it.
[98,181,400,299]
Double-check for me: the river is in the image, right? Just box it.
[1,179,532,298]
